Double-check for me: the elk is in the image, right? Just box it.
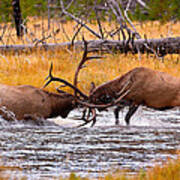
[0,47,95,124]
[0,39,102,125]
[0,83,76,123]
[88,66,180,125]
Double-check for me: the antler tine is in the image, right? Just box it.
[114,89,131,105]
[77,120,91,128]
[74,37,88,91]
[43,62,54,88]
[77,108,96,127]
[86,55,104,61]
[73,37,103,99]
[76,87,130,109]
[56,86,72,95]
[43,62,88,99]
[89,108,97,127]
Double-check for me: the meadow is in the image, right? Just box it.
[0,19,180,179]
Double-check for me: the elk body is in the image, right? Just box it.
[0,84,75,123]
[89,67,180,125]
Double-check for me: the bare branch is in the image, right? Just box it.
[60,0,102,39]
[107,0,126,27]
[124,0,141,39]
[0,25,7,44]
[71,24,83,46]
[94,4,104,39]
[136,0,149,9]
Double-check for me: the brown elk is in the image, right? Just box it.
[88,66,180,125]
[0,83,77,123]
[0,42,96,125]
[45,39,180,127]
[0,41,102,125]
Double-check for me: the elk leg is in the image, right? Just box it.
[91,117,97,127]
[81,108,88,121]
[114,106,124,125]
[125,104,139,125]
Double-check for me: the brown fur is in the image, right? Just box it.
[0,84,75,121]
[89,67,180,124]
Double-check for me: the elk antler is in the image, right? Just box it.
[72,37,132,127]
[43,62,88,99]
[73,37,103,100]
[73,37,103,126]
[77,108,96,127]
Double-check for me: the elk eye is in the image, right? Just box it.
[100,94,112,103]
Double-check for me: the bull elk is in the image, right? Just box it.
[45,38,180,127]
[88,66,180,125]
[0,40,101,125]
[0,41,96,124]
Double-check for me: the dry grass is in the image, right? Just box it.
[0,154,179,180]
[0,49,179,95]
[106,155,180,180]
[1,18,180,45]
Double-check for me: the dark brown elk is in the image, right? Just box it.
[0,38,100,125]
[0,47,92,124]
[0,83,76,123]
[48,45,180,126]
[46,54,180,127]
[88,66,180,125]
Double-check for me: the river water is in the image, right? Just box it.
[0,106,180,179]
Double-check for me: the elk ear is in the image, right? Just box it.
[90,82,96,94]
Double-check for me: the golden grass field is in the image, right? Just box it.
[1,49,180,95]
[0,19,180,179]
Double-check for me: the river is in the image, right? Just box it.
[0,106,180,179]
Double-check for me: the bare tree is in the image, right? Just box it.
[12,0,25,37]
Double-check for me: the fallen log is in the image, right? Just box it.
[0,37,180,55]
[88,37,180,56]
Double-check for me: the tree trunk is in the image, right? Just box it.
[12,0,24,37]
[87,37,180,56]
[0,37,180,55]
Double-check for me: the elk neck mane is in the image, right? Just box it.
[43,89,73,99]
[92,68,136,97]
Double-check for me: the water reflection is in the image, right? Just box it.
[0,107,180,179]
